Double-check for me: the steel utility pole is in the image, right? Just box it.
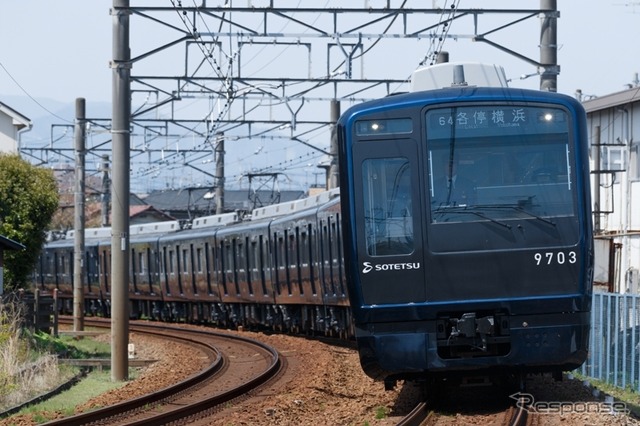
[540,0,558,91]
[73,98,86,332]
[215,132,224,215]
[111,0,131,382]
[101,155,110,227]
[328,100,340,190]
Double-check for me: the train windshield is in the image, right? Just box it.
[426,105,575,223]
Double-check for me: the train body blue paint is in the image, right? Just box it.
[337,65,593,387]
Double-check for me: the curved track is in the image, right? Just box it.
[43,318,282,425]
[395,395,529,426]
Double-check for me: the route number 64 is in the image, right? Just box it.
[534,251,577,266]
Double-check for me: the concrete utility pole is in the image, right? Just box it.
[215,132,224,215]
[111,0,131,382]
[540,0,558,92]
[73,98,86,332]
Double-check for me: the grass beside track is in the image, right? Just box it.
[3,330,139,424]
[16,370,128,422]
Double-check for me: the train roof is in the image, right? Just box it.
[47,189,342,245]
[410,62,509,91]
[251,188,339,220]
[64,220,182,241]
[130,220,181,235]
[191,212,240,229]
[339,85,583,125]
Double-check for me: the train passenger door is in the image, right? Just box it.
[351,137,426,305]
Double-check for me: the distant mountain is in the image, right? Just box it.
[0,95,111,148]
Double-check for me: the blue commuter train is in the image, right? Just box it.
[337,63,594,389]
[34,62,593,391]
[35,190,353,338]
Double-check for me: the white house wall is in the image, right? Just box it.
[0,113,19,154]
[0,102,31,155]
[587,98,640,293]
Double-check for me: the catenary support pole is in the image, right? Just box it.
[540,0,558,92]
[328,100,340,189]
[215,132,224,215]
[73,98,86,332]
[111,0,131,382]
[101,155,111,227]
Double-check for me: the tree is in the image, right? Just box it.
[0,155,59,291]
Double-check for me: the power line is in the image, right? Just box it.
[0,60,73,124]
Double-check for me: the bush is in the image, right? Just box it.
[0,299,72,410]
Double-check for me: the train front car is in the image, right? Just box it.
[338,64,593,389]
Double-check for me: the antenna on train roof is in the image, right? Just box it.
[452,64,468,87]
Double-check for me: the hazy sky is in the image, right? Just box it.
[1,1,638,105]
[2,1,639,192]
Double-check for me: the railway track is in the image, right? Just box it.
[27,319,607,425]
[394,397,529,426]
[43,318,282,425]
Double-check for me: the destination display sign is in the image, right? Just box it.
[426,105,569,139]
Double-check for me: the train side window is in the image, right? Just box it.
[234,238,242,295]
[289,229,299,295]
[245,236,254,296]
[182,248,189,276]
[162,247,170,295]
[259,235,268,296]
[334,214,346,296]
[131,248,138,293]
[205,242,213,295]
[274,232,287,295]
[322,222,336,295]
[362,157,414,256]
[219,241,229,295]
[189,244,197,294]
[101,251,110,293]
[147,247,154,294]
[306,223,317,295]
[131,248,136,274]
[196,247,203,273]
[138,251,146,276]
[46,255,53,278]
[58,254,66,276]
[225,240,237,295]
[168,250,175,274]
[176,245,184,294]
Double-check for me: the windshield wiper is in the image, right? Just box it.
[465,203,556,227]
[468,211,512,229]
[511,206,556,227]
[433,205,512,229]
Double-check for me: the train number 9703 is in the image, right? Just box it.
[534,251,577,266]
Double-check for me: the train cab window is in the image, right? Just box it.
[362,157,414,256]
[426,105,576,224]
